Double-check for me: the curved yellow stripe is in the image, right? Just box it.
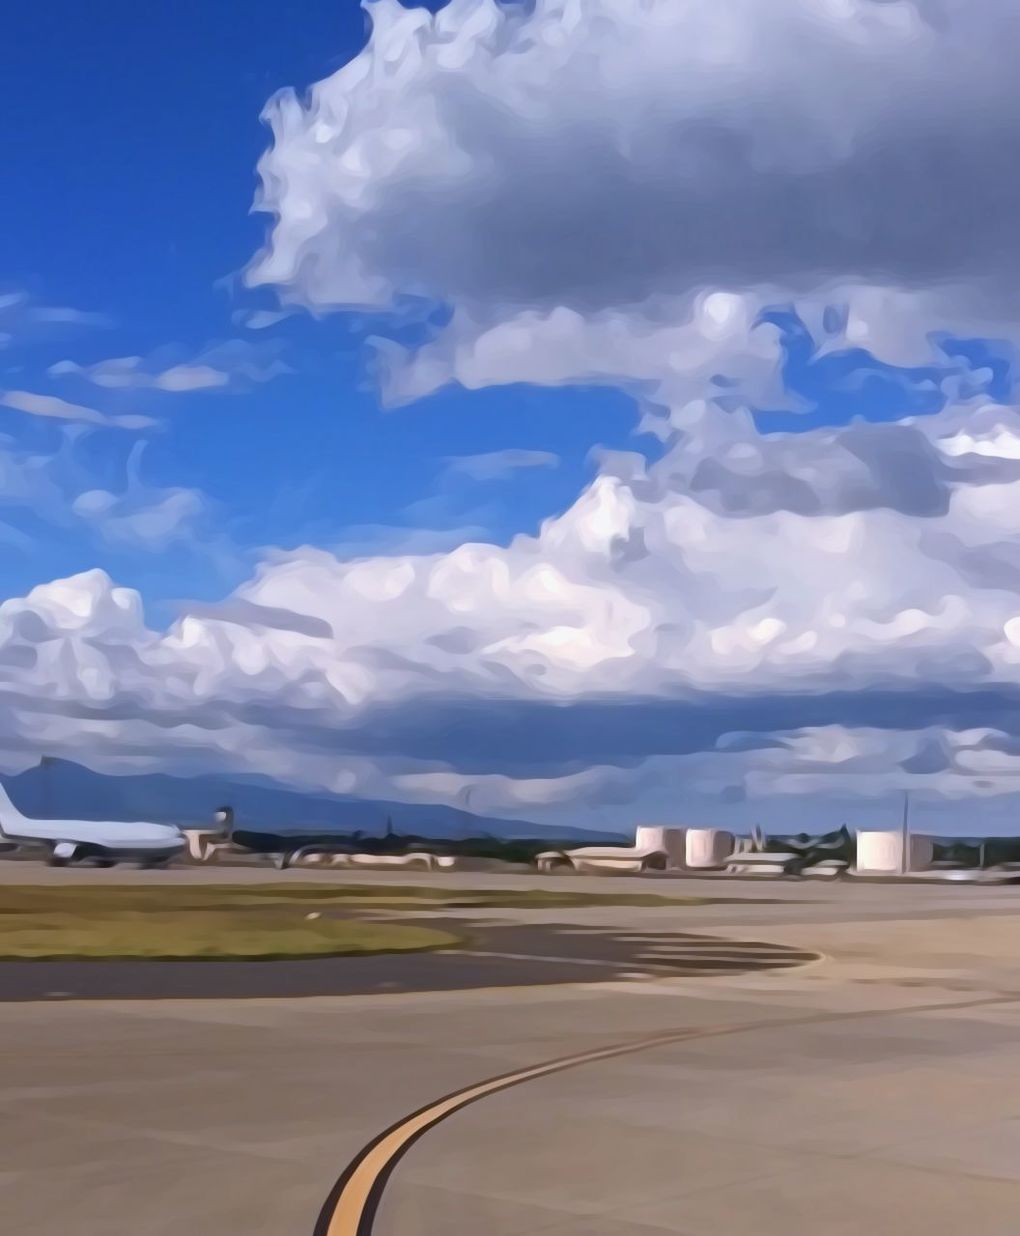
[317,1022,734,1236]
[315,989,1017,1235]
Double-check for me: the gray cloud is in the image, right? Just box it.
[4,394,1020,813]
[651,402,1020,519]
[9,2,1020,830]
[249,0,1020,406]
[186,600,334,641]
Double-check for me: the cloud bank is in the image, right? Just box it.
[248,0,1020,411]
[9,0,1020,830]
[5,395,1020,828]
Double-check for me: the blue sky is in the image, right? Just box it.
[5,0,1020,832]
[5,0,1010,620]
[2,1,642,617]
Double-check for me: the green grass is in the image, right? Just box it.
[0,907,458,961]
[0,883,732,916]
[0,884,765,959]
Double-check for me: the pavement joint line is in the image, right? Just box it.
[448,941,817,975]
[447,948,679,971]
[312,990,1020,1236]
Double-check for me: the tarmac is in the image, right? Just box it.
[2,863,1020,1234]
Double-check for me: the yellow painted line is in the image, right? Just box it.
[313,991,1020,1236]
[313,1021,733,1236]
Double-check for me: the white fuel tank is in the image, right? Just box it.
[634,825,687,869]
[856,830,934,874]
[685,828,734,869]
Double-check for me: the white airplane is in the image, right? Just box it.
[0,779,185,868]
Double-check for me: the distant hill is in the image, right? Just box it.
[1,759,619,844]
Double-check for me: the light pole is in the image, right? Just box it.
[40,755,53,819]
[900,790,911,876]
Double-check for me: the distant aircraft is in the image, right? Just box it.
[209,806,359,869]
[0,779,185,868]
[780,824,854,877]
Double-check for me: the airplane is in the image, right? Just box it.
[0,778,186,868]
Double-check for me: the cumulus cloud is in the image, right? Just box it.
[4,396,1020,825]
[248,0,1020,408]
[9,1,1020,830]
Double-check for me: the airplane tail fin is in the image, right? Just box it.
[213,806,234,838]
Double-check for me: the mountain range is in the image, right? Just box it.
[1,759,616,843]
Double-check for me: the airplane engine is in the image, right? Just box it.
[49,841,78,866]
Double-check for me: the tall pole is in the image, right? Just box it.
[900,790,911,875]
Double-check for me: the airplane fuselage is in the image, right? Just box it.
[0,814,185,866]
[0,775,186,866]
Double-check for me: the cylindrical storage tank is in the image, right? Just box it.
[634,825,686,868]
[856,830,934,874]
[856,831,898,873]
[685,828,734,869]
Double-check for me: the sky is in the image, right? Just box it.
[4,0,1020,835]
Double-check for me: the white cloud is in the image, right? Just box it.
[3,397,1020,824]
[154,365,231,392]
[0,430,211,562]
[443,448,559,481]
[29,307,112,328]
[248,0,1020,409]
[0,433,66,511]
[8,1,1020,830]
[0,390,154,430]
[71,487,205,550]
[49,341,289,394]
[0,292,112,333]
[50,357,229,393]
[232,308,294,331]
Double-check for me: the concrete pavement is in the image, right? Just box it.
[2,866,1020,1234]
